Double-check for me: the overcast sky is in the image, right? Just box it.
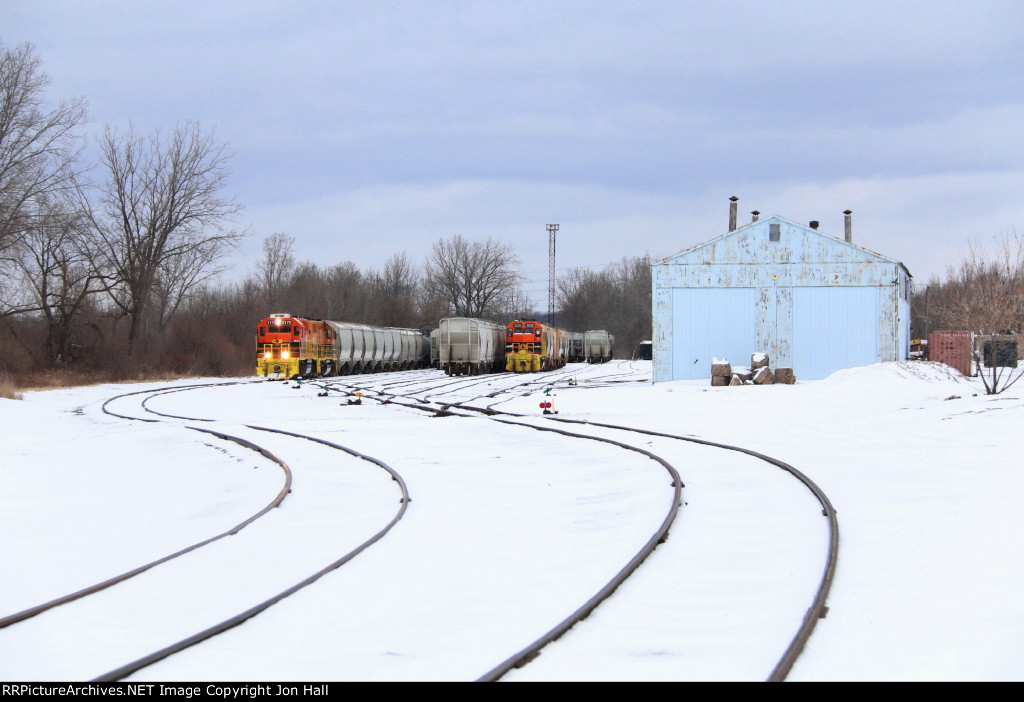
[5,1,1023,304]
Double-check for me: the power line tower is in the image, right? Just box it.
[547,223,559,326]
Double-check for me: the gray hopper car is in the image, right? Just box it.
[439,317,505,376]
[324,322,430,375]
[567,332,585,363]
[584,329,615,363]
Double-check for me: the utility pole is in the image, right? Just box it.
[547,224,559,326]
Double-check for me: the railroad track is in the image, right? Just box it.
[0,382,409,682]
[335,360,608,412]
[99,374,684,683]
[4,367,837,681]
[320,365,838,681]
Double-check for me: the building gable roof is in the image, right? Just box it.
[657,215,911,278]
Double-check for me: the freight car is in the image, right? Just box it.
[439,317,505,376]
[505,319,571,372]
[632,340,653,360]
[567,332,585,363]
[256,314,429,378]
[584,329,615,363]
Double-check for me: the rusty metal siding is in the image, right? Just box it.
[652,273,674,381]
[653,215,912,382]
[897,268,912,362]
[929,330,973,376]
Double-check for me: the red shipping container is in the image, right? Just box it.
[929,330,973,376]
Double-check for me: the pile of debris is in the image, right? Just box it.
[711,353,796,386]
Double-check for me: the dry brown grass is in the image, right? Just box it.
[7,369,215,394]
[0,371,24,400]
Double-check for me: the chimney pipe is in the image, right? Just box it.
[751,210,760,223]
[844,209,853,243]
[728,196,738,231]
[809,220,819,230]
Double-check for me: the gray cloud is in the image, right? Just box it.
[6,0,1023,294]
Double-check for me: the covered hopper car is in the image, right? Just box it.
[567,331,585,363]
[584,329,615,363]
[439,317,505,375]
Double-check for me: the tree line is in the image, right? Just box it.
[1,41,248,379]
[911,231,1023,393]
[0,41,654,384]
[911,232,1024,341]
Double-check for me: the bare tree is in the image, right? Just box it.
[910,278,940,341]
[378,251,418,300]
[1,195,100,366]
[369,251,419,326]
[321,261,369,321]
[87,121,249,354]
[0,42,87,256]
[422,234,524,319]
[558,255,652,357]
[613,254,653,353]
[558,266,612,329]
[927,232,1024,394]
[493,287,535,322]
[256,231,295,302]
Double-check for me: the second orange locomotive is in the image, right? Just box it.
[505,320,569,372]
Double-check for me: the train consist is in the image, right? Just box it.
[256,314,430,378]
[256,312,617,379]
[503,321,615,371]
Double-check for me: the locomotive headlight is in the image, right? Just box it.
[282,352,290,359]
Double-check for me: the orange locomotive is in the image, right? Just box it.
[505,320,569,372]
[256,314,332,378]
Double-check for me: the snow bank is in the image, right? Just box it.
[814,361,975,398]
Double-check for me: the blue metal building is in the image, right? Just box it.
[652,205,912,381]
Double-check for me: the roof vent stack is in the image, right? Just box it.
[844,209,853,243]
[751,210,760,223]
[809,220,819,230]
[728,196,739,231]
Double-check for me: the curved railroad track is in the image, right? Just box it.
[0,385,293,630]
[133,372,685,681]
[321,364,838,681]
[0,382,410,682]
[5,367,838,681]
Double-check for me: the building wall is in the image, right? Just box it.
[652,217,911,381]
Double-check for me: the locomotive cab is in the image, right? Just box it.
[506,320,547,372]
[256,314,327,378]
[257,314,300,378]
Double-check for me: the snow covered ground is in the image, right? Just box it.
[1,360,1021,681]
